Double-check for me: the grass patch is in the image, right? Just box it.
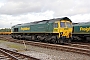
[7,44,24,49]
[0,40,27,51]
[0,40,8,43]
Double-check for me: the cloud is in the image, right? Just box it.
[0,0,43,15]
[69,14,90,23]
[0,15,22,28]
[0,0,90,28]
[0,10,54,28]
[0,0,90,16]
[0,2,4,7]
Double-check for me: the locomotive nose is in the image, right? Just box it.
[65,31,69,38]
[63,30,71,38]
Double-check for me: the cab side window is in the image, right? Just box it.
[60,22,65,27]
[54,23,58,28]
[14,28,18,32]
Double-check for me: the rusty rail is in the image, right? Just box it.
[0,47,40,60]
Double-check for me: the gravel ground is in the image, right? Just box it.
[0,40,90,60]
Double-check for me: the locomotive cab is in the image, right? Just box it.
[53,18,72,44]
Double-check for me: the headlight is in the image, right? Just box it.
[60,32,63,35]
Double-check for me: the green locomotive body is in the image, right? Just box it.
[12,20,54,33]
[73,22,90,41]
[11,17,72,44]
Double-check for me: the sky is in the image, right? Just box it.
[0,0,90,28]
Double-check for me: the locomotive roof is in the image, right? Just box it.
[27,17,71,23]
[29,17,71,24]
[12,17,71,28]
[49,17,72,22]
[73,22,90,26]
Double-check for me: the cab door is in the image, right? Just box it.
[53,21,60,33]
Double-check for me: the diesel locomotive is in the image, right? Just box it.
[73,22,90,42]
[11,17,73,44]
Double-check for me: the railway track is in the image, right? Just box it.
[0,47,40,60]
[0,35,90,56]
[67,43,90,49]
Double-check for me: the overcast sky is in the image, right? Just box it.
[0,0,90,28]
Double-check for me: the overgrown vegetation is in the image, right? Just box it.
[0,28,11,32]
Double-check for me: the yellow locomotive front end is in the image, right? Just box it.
[59,20,72,39]
[53,17,72,44]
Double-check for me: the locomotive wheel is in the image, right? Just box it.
[57,39,64,44]
[68,39,71,43]
[51,38,57,44]
[60,39,64,44]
